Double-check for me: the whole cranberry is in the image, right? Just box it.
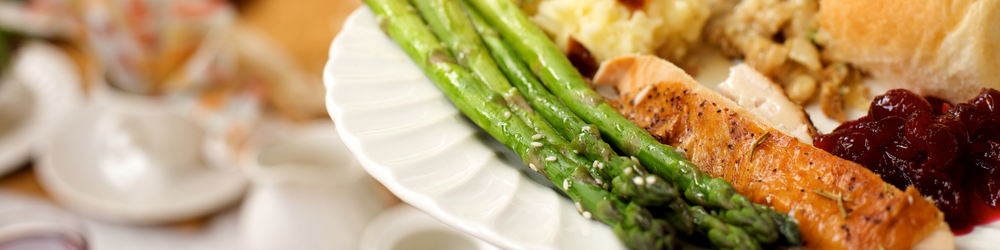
[903,110,936,152]
[869,89,933,120]
[874,116,907,145]
[974,176,1000,209]
[874,152,914,189]
[936,113,969,148]
[971,88,1000,112]
[967,139,1000,207]
[915,125,959,172]
[971,88,1000,123]
[814,132,843,154]
[886,138,919,165]
[832,115,874,134]
[843,120,879,140]
[978,123,1000,143]
[820,131,873,166]
[949,103,987,136]
[966,138,1000,172]
[925,96,953,115]
[976,179,1000,209]
[912,170,971,231]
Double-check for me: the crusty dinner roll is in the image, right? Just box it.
[819,0,999,103]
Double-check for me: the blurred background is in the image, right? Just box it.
[0,0,490,249]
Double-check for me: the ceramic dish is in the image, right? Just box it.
[327,7,622,250]
[36,83,246,224]
[0,42,85,177]
[326,6,994,249]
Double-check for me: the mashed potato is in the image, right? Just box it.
[531,0,710,64]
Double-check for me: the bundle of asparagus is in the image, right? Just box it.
[362,0,802,248]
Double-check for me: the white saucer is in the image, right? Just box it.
[36,92,247,224]
[0,42,85,177]
[360,204,499,250]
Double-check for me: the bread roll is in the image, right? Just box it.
[819,0,1000,103]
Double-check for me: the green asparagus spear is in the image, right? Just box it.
[408,0,562,146]
[416,0,680,207]
[657,198,697,236]
[364,0,676,248]
[690,206,761,250]
[411,0,615,189]
[756,204,803,247]
[407,0,609,177]
[462,0,787,244]
[458,0,677,207]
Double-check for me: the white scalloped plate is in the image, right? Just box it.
[326,6,996,249]
[325,6,623,250]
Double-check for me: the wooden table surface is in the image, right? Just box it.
[0,0,373,227]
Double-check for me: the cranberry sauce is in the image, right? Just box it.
[814,88,1000,234]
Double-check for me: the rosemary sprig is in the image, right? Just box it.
[747,131,771,161]
[812,189,852,218]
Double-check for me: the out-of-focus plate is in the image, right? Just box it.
[36,83,246,225]
[327,6,993,249]
[0,42,85,177]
